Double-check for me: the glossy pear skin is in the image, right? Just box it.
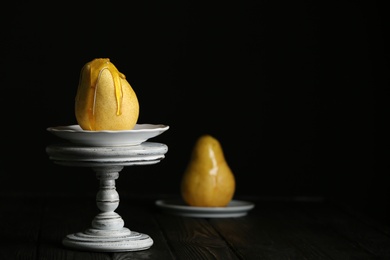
[75,58,139,131]
[181,135,236,207]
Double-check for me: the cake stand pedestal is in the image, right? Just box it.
[46,142,168,252]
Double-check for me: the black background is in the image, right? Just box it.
[0,1,387,219]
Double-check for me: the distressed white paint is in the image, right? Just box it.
[46,142,168,252]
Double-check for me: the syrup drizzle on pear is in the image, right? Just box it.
[76,58,125,130]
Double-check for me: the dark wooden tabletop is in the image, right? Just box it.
[1,194,390,260]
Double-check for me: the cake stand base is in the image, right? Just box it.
[46,142,168,252]
[63,229,153,252]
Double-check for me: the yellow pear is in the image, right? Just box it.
[75,58,139,131]
[180,134,236,207]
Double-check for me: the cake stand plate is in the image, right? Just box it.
[46,141,168,252]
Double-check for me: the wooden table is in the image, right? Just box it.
[1,194,390,259]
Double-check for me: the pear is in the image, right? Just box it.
[180,134,236,207]
[75,58,139,131]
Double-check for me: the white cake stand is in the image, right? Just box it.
[46,141,168,252]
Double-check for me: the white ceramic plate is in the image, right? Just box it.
[47,124,169,147]
[155,199,255,218]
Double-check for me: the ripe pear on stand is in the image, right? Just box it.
[75,58,139,131]
[181,134,236,207]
